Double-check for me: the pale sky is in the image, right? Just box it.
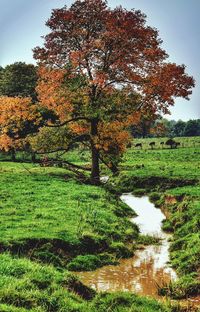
[0,0,199,121]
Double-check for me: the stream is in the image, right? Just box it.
[76,194,177,299]
[74,192,200,309]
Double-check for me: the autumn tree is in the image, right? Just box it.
[0,96,41,160]
[150,120,168,138]
[130,109,160,138]
[33,0,194,184]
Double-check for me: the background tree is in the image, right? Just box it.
[0,96,41,160]
[150,120,168,137]
[135,118,200,138]
[184,119,200,136]
[0,66,3,81]
[130,111,160,138]
[0,62,38,102]
[172,120,186,137]
[164,119,177,137]
[33,0,194,184]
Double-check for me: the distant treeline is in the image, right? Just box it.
[130,118,200,138]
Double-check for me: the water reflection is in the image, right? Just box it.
[76,194,177,298]
[121,194,167,237]
[77,245,176,297]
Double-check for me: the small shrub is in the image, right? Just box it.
[67,255,101,271]
[109,242,133,258]
[80,232,108,253]
[67,253,118,272]
[158,274,200,299]
[149,192,160,202]
[132,188,146,196]
[162,219,174,232]
[137,235,160,245]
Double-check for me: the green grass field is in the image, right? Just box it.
[0,162,139,270]
[1,253,178,312]
[115,137,200,300]
[121,138,200,180]
[0,136,199,310]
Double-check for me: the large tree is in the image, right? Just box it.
[33,0,194,184]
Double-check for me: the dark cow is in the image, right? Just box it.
[165,139,177,149]
[175,142,181,148]
[135,143,142,149]
[160,141,165,149]
[149,142,155,149]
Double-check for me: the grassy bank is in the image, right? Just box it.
[0,161,138,270]
[0,137,199,309]
[157,185,200,299]
[115,137,200,299]
[2,156,176,311]
[0,253,188,312]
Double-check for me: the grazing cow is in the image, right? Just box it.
[135,143,142,149]
[149,142,155,149]
[165,139,177,149]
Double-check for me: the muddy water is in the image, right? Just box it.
[76,194,177,298]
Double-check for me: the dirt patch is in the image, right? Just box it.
[164,195,178,205]
[64,276,96,300]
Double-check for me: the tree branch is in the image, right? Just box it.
[45,159,91,171]
[46,116,91,128]
[99,154,119,174]
[35,134,91,155]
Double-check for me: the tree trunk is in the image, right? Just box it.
[31,152,36,162]
[90,118,100,185]
[11,148,16,161]
[110,163,119,175]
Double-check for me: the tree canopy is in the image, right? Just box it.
[0,0,195,183]
[32,0,195,183]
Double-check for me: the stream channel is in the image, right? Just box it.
[76,193,177,299]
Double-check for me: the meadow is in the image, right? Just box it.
[115,136,200,300]
[0,136,199,311]
[120,137,200,180]
[0,162,139,270]
[0,252,178,312]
